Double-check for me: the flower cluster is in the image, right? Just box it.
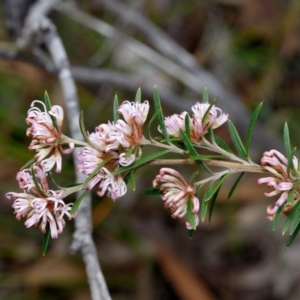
[6,166,73,238]
[77,100,149,200]
[159,102,228,142]
[26,100,74,173]
[257,150,300,220]
[153,168,200,229]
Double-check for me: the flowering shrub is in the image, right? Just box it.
[6,87,300,252]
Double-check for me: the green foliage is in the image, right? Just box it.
[246,102,263,156]
[113,94,119,122]
[42,224,51,256]
[187,196,197,230]
[179,128,212,174]
[70,189,89,215]
[44,92,59,131]
[228,120,247,160]
[153,86,171,144]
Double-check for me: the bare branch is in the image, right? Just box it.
[17,1,111,299]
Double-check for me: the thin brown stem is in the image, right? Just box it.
[149,158,265,173]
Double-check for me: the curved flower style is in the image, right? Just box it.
[191,102,228,142]
[118,100,149,142]
[26,100,74,172]
[77,146,127,201]
[153,168,200,229]
[258,150,300,220]
[5,166,73,238]
[160,102,228,142]
[159,112,189,138]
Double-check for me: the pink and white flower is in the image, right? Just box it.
[190,102,228,142]
[26,100,74,173]
[153,168,200,229]
[258,150,300,220]
[118,100,149,141]
[6,166,73,238]
[160,102,228,142]
[159,112,189,138]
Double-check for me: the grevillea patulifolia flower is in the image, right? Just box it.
[5,166,74,238]
[26,101,74,172]
[77,100,149,200]
[159,102,228,142]
[153,168,200,229]
[257,150,300,220]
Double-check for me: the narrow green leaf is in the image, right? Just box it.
[44,92,59,131]
[79,111,93,145]
[185,113,191,140]
[113,94,119,122]
[126,170,136,191]
[189,171,199,185]
[20,158,36,170]
[70,189,89,215]
[201,197,208,221]
[208,128,215,144]
[272,203,284,231]
[287,147,297,177]
[202,87,209,103]
[44,91,52,111]
[113,150,170,175]
[202,99,216,125]
[214,135,233,153]
[135,88,141,103]
[245,102,262,156]
[228,120,247,160]
[287,186,296,205]
[179,128,212,174]
[48,172,63,189]
[31,165,48,197]
[42,224,51,256]
[286,220,300,247]
[153,86,171,144]
[208,184,221,222]
[282,201,300,235]
[203,173,229,202]
[147,110,160,141]
[83,158,112,189]
[188,229,194,238]
[227,172,245,200]
[283,122,291,158]
[144,188,161,195]
[187,196,197,229]
[290,201,300,235]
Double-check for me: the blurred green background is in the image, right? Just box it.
[1,1,300,299]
